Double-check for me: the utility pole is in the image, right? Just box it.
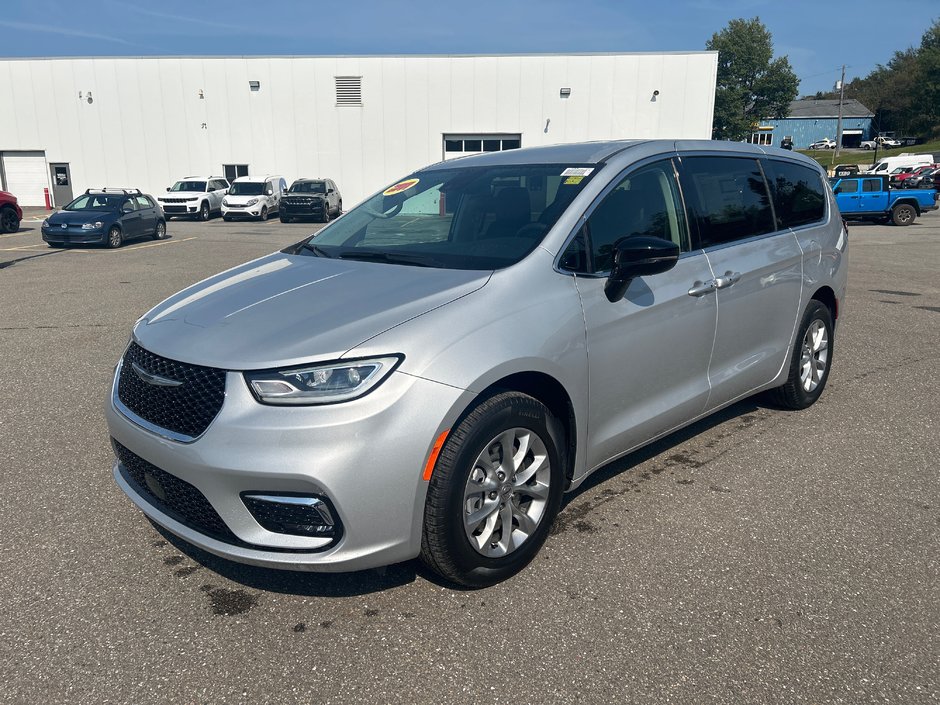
[832,64,846,166]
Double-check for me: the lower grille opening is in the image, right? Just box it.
[112,439,338,553]
[242,493,342,540]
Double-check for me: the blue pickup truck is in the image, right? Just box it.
[829,174,939,226]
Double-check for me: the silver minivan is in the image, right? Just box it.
[107,140,847,587]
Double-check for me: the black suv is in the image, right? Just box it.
[280,179,342,223]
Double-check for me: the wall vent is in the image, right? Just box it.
[335,76,362,106]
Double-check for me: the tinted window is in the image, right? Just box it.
[679,157,774,248]
[763,160,826,228]
[229,182,264,196]
[170,181,207,192]
[835,179,859,193]
[585,160,688,272]
[66,194,122,211]
[863,179,882,193]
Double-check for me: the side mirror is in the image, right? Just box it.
[165,187,170,192]
[604,236,680,302]
[833,186,841,194]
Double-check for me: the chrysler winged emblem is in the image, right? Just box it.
[131,361,183,387]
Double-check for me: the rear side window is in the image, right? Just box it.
[763,160,826,228]
[863,179,882,193]
[678,156,775,248]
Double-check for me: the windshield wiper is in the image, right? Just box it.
[337,250,440,268]
[299,243,332,258]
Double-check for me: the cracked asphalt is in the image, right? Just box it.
[0,210,937,704]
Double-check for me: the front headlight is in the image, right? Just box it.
[222,198,230,206]
[246,198,259,206]
[42,219,50,227]
[244,356,402,405]
[81,221,104,230]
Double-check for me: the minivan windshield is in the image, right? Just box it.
[290,164,597,270]
[169,181,207,192]
[229,182,265,196]
[65,194,123,211]
[290,181,326,193]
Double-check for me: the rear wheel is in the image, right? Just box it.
[768,300,833,410]
[107,226,123,249]
[420,392,565,588]
[152,220,167,240]
[0,206,19,233]
[891,203,916,226]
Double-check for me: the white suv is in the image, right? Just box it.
[157,176,230,221]
[221,175,287,221]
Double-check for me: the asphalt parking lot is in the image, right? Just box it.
[1,210,937,704]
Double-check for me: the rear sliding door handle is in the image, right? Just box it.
[714,271,742,289]
[688,280,717,297]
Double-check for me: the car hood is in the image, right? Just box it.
[47,210,115,224]
[134,253,491,370]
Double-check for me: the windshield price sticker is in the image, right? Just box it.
[383,178,420,196]
[560,167,594,177]
[564,176,585,185]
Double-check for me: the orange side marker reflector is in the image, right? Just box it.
[422,430,450,481]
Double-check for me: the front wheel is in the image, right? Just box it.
[891,203,916,226]
[199,202,210,221]
[279,214,290,223]
[0,206,19,233]
[420,392,565,588]
[259,206,268,221]
[321,207,331,224]
[106,226,123,249]
[768,300,833,410]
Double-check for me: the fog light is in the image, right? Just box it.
[242,493,339,538]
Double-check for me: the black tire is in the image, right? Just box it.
[222,215,231,222]
[279,214,290,223]
[0,206,19,233]
[334,200,343,217]
[321,207,331,224]
[420,392,566,588]
[47,242,66,248]
[768,300,833,410]
[891,203,916,226]
[152,220,168,240]
[106,225,123,249]
[199,201,210,221]
[259,206,268,221]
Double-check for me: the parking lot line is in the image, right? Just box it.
[0,244,47,251]
[0,231,38,239]
[113,236,198,252]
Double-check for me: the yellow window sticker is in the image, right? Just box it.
[382,178,420,196]
[564,175,585,185]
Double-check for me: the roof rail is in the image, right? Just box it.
[85,187,141,195]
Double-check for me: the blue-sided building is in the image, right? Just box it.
[752,99,874,150]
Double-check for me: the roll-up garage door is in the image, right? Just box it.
[2,152,49,207]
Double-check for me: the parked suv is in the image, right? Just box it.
[280,178,342,223]
[221,175,286,221]
[107,140,847,587]
[157,176,229,221]
[0,190,22,233]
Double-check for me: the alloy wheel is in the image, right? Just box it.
[799,319,829,392]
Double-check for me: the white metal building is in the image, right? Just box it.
[0,53,718,208]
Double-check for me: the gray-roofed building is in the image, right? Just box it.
[751,98,874,150]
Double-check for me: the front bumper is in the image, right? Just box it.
[107,363,469,572]
[281,200,327,219]
[222,204,265,219]
[41,225,106,244]
[159,201,201,216]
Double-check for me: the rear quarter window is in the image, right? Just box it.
[763,159,826,229]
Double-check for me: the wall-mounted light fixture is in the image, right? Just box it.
[198,89,205,99]
[249,80,261,91]
[86,91,93,104]
[560,87,571,99]
[651,89,660,102]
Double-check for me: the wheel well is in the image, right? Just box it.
[475,372,577,486]
[893,199,920,214]
[812,286,837,320]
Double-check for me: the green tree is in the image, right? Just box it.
[707,17,799,141]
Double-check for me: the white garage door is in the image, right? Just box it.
[2,152,49,207]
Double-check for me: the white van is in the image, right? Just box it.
[221,175,287,221]
[864,154,933,176]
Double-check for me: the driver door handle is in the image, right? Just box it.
[688,280,717,297]
[714,271,742,289]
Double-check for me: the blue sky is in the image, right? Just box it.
[1,0,936,96]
